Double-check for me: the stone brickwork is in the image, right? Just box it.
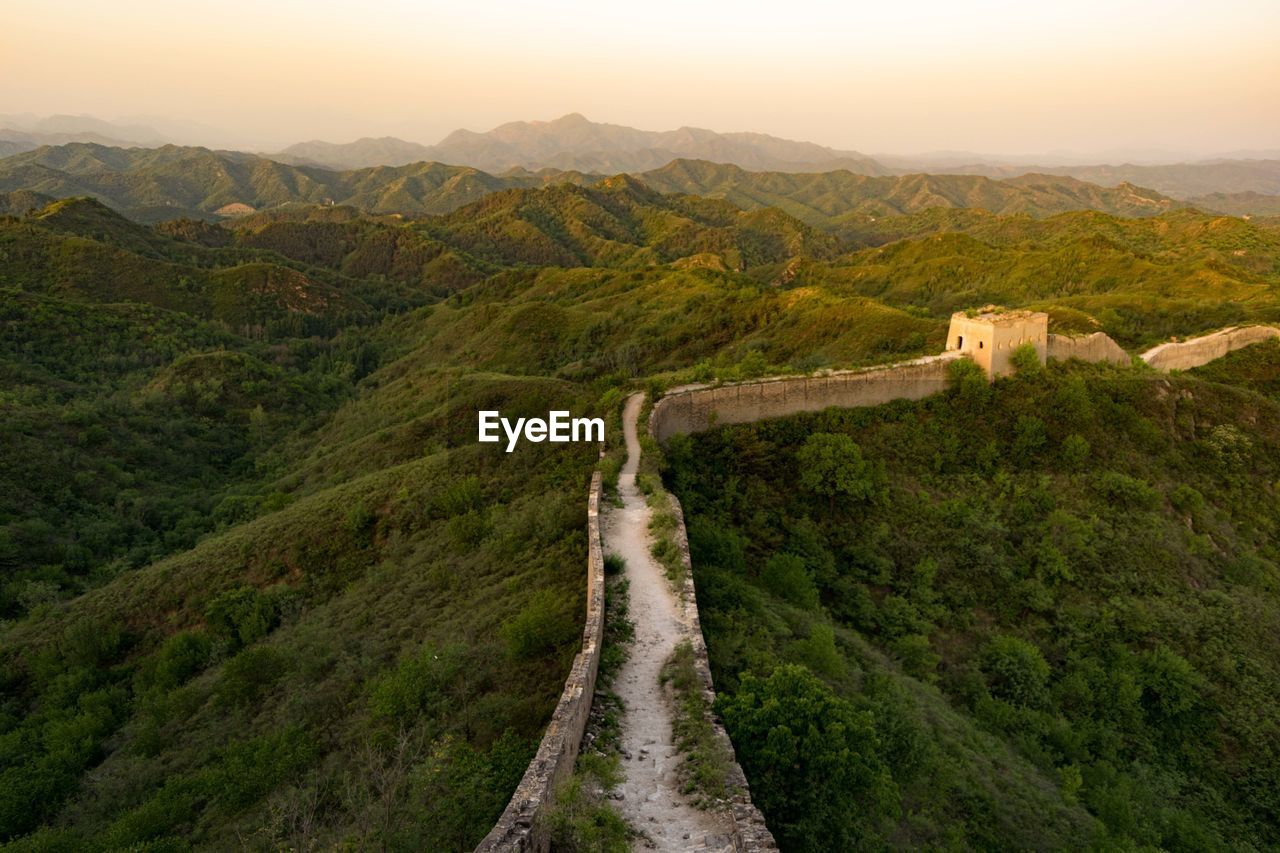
[475,471,605,853]
[1140,325,1280,372]
[665,489,779,851]
[1047,331,1130,365]
[650,353,964,441]
[946,308,1049,377]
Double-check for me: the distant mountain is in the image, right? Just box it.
[0,189,52,215]
[0,144,1192,230]
[0,114,167,157]
[275,136,437,169]
[634,160,1182,227]
[1183,191,1280,217]
[909,159,1280,200]
[274,113,891,175]
[0,143,596,221]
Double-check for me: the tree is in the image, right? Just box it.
[717,665,898,852]
[795,433,878,513]
[980,635,1050,707]
[761,552,819,607]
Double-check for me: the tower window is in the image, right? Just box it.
[957,335,964,349]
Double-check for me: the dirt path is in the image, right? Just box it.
[605,393,734,851]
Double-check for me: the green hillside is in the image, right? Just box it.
[0,194,933,849]
[664,360,1280,849]
[0,173,1277,850]
[639,159,1182,227]
[0,144,597,222]
[0,144,1209,230]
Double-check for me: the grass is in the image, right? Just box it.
[659,641,734,806]
[545,570,634,850]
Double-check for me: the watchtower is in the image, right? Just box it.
[947,307,1048,378]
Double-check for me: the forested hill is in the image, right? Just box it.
[0,144,596,222]
[665,353,1280,849]
[2,158,1280,848]
[0,143,1202,225]
[637,159,1183,226]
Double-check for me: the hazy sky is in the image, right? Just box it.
[3,0,1278,157]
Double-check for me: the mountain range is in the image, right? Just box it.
[4,113,1279,204]
[0,142,1209,227]
[273,112,890,175]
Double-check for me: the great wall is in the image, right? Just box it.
[477,322,1278,852]
[475,471,605,852]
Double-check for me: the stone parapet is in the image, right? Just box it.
[650,353,963,441]
[1140,325,1280,372]
[666,489,778,851]
[1047,331,1129,365]
[474,470,605,853]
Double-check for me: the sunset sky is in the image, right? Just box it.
[3,0,1278,157]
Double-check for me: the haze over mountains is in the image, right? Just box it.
[273,113,890,175]
[3,113,1278,205]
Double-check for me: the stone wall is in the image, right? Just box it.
[1047,331,1129,365]
[665,490,778,851]
[650,353,963,441]
[1140,325,1280,372]
[475,470,605,853]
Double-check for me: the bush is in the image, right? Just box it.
[760,553,819,608]
[1060,433,1090,469]
[502,590,575,660]
[980,635,1050,707]
[137,632,212,693]
[1094,471,1158,510]
[368,643,468,729]
[796,433,879,511]
[717,665,898,852]
[205,586,278,651]
[1010,342,1043,376]
[216,646,288,707]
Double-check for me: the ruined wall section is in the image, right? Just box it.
[1141,326,1280,372]
[1047,332,1130,365]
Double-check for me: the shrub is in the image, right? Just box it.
[1060,433,1090,469]
[216,646,287,707]
[138,632,212,693]
[1010,342,1043,376]
[760,553,819,608]
[205,586,278,651]
[368,643,468,729]
[1094,470,1158,510]
[502,590,575,660]
[980,635,1050,707]
[431,475,483,518]
[717,665,898,852]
